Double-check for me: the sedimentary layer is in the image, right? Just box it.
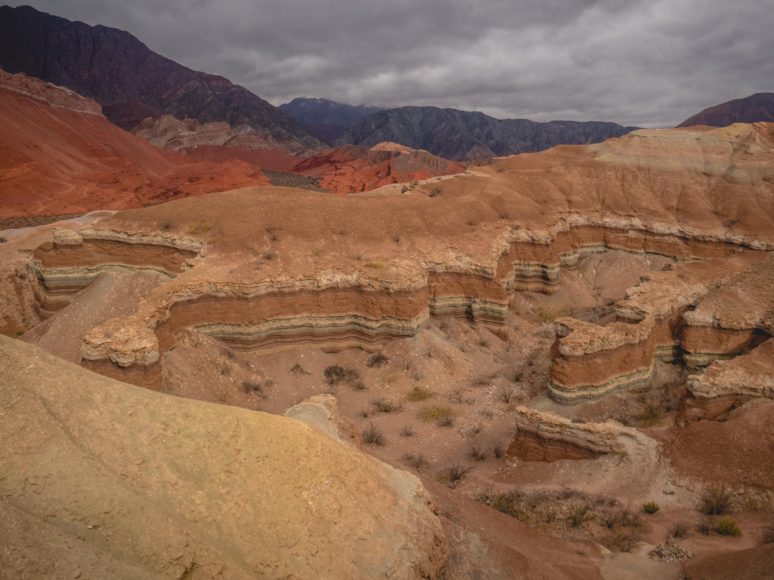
[508,406,639,461]
[548,254,773,403]
[13,123,774,387]
[0,335,447,578]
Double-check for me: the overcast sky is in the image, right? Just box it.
[9,0,774,126]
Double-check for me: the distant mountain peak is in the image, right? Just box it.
[678,92,774,128]
[0,4,320,152]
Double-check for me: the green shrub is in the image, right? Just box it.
[715,516,741,536]
[642,501,660,514]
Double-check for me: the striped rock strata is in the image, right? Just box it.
[17,123,774,387]
[508,406,642,461]
[549,254,773,403]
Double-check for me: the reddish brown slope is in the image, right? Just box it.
[292,142,466,193]
[0,71,268,219]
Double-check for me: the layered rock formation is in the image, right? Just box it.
[10,123,773,389]
[338,105,636,160]
[548,252,773,403]
[0,5,319,151]
[0,70,268,219]
[132,115,281,151]
[0,335,447,578]
[508,406,639,461]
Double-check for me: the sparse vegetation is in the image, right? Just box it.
[402,453,429,470]
[242,380,263,396]
[699,484,734,515]
[428,186,442,197]
[186,221,213,235]
[324,365,365,390]
[438,463,472,488]
[265,227,280,241]
[400,426,415,437]
[642,501,660,515]
[366,352,389,368]
[407,385,433,401]
[372,398,402,413]
[670,522,690,538]
[493,444,505,458]
[470,446,488,461]
[418,404,455,425]
[361,423,385,446]
[714,516,741,536]
[289,363,310,376]
[159,219,172,231]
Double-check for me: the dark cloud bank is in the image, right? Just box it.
[7,0,774,126]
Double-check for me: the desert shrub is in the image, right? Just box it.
[698,519,713,535]
[602,509,642,530]
[186,221,213,235]
[219,363,232,375]
[498,388,518,404]
[642,501,660,515]
[366,352,389,368]
[324,365,364,389]
[242,381,263,396]
[470,446,488,461]
[407,385,433,402]
[603,530,641,553]
[419,404,455,425]
[638,404,663,427]
[714,516,741,536]
[372,398,402,413]
[159,219,172,231]
[568,505,590,528]
[670,522,690,538]
[265,227,280,241]
[699,484,734,515]
[400,426,415,437]
[402,453,429,470]
[289,363,310,376]
[361,423,385,446]
[439,463,472,488]
[493,444,505,458]
[428,186,442,197]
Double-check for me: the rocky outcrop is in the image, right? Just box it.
[0,335,448,578]
[0,5,320,151]
[548,254,773,403]
[0,68,101,114]
[16,123,773,388]
[132,115,280,151]
[685,340,774,420]
[508,406,639,461]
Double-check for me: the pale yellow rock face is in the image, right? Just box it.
[0,336,447,579]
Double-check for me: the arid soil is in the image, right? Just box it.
[2,121,773,578]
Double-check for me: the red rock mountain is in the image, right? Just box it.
[0,5,320,152]
[0,70,267,218]
[679,92,774,127]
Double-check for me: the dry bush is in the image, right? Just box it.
[419,404,455,426]
[670,522,690,538]
[362,423,385,446]
[366,352,389,368]
[699,484,734,515]
[400,426,415,437]
[372,398,402,413]
[289,363,310,376]
[186,221,213,235]
[402,453,429,470]
[493,444,505,458]
[438,464,472,488]
[407,385,433,402]
[324,365,365,390]
[470,446,489,461]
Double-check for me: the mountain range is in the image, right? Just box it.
[336,106,637,161]
[279,98,384,143]
[0,4,319,151]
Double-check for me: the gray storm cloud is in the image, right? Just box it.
[7,0,774,126]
